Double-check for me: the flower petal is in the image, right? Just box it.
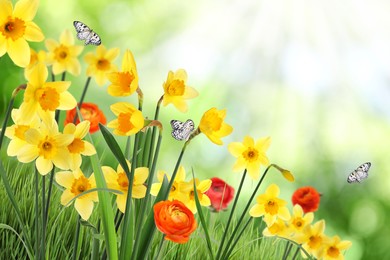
[56,171,74,188]
[60,189,74,206]
[7,38,30,67]
[24,21,44,42]
[14,0,39,21]
[75,198,94,220]
[36,156,53,175]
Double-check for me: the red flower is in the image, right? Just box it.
[154,200,197,243]
[64,103,106,133]
[204,177,234,212]
[291,186,320,213]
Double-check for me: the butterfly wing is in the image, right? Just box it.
[347,162,371,183]
[170,119,194,141]
[73,21,101,45]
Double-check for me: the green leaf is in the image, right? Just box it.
[191,168,214,260]
[0,223,32,259]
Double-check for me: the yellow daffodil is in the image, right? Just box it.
[63,121,96,170]
[249,183,290,224]
[263,217,290,238]
[0,0,44,67]
[16,118,73,175]
[183,178,212,214]
[45,29,83,75]
[319,235,352,260]
[107,102,144,136]
[107,49,138,96]
[198,107,233,145]
[55,168,98,220]
[102,160,149,213]
[287,204,314,239]
[162,69,198,112]
[84,45,120,86]
[5,108,40,156]
[19,62,76,121]
[151,166,190,202]
[228,136,271,180]
[24,48,46,78]
[295,220,328,259]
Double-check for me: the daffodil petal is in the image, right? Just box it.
[134,167,149,184]
[17,144,38,162]
[249,204,265,217]
[14,0,38,21]
[60,189,74,206]
[132,185,146,198]
[24,21,44,42]
[7,38,30,67]
[55,171,74,188]
[81,142,96,156]
[116,194,126,213]
[75,198,94,220]
[0,1,12,24]
[36,156,53,175]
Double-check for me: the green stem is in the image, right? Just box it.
[221,164,274,259]
[119,133,140,259]
[61,72,66,81]
[282,241,293,260]
[147,95,163,168]
[292,247,300,260]
[72,216,81,260]
[0,84,26,150]
[216,170,247,260]
[224,217,253,258]
[131,133,163,259]
[73,77,91,124]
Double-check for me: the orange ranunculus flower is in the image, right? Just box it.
[154,200,197,244]
[64,103,106,134]
[292,186,321,213]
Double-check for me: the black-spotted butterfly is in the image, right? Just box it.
[347,162,371,183]
[73,21,101,45]
[170,119,195,141]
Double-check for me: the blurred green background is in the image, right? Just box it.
[1,0,390,259]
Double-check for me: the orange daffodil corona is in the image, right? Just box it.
[199,107,233,145]
[0,0,44,67]
[162,69,198,112]
[45,29,84,75]
[107,49,138,97]
[107,102,144,136]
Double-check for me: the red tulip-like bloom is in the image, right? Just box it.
[292,186,321,213]
[64,103,106,133]
[205,177,235,212]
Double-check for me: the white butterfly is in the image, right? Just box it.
[73,21,101,45]
[170,119,195,141]
[347,162,371,183]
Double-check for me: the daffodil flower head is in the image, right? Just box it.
[294,220,328,258]
[107,102,144,136]
[45,29,84,75]
[19,62,76,121]
[228,136,271,179]
[107,49,138,96]
[287,204,314,239]
[0,0,44,67]
[162,69,198,112]
[16,118,74,175]
[262,217,290,238]
[63,121,97,170]
[150,166,190,202]
[5,108,40,156]
[319,235,352,260]
[249,183,290,224]
[84,45,120,86]
[182,178,212,214]
[199,107,233,145]
[55,168,98,220]
[102,160,149,213]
